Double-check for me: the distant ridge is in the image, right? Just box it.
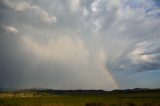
[112,88,160,93]
[0,88,160,98]
[0,88,160,94]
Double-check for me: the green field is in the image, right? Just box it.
[0,89,160,106]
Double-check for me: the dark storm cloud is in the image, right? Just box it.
[103,0,160,73]
[0,30,24,87]
[154,0,160,7]
[108,40,160,72]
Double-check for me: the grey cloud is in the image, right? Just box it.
[103,1,160,74]
[0,0,57,30]
[109,40,160,72]
[1,25,18,34]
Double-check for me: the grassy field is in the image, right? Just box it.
[0,89,160,106]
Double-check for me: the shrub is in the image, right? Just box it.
[85,102,107,106]
[126,102,136,106]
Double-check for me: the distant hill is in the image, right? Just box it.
[111,88,160,93]
[0,88,160,97]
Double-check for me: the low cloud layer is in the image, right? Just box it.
[0,0,160,90]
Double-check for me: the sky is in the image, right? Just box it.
[0,0,160,90]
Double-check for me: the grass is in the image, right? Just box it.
[0,90,160,106]
[0,96,160,106]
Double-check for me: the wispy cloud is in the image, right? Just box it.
[2,25,18,34]
[1,0,57,24]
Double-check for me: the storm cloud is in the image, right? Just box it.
[0,0,160,90]
[110,40,160,72]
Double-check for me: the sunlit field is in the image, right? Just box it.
[0,90,160,106]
